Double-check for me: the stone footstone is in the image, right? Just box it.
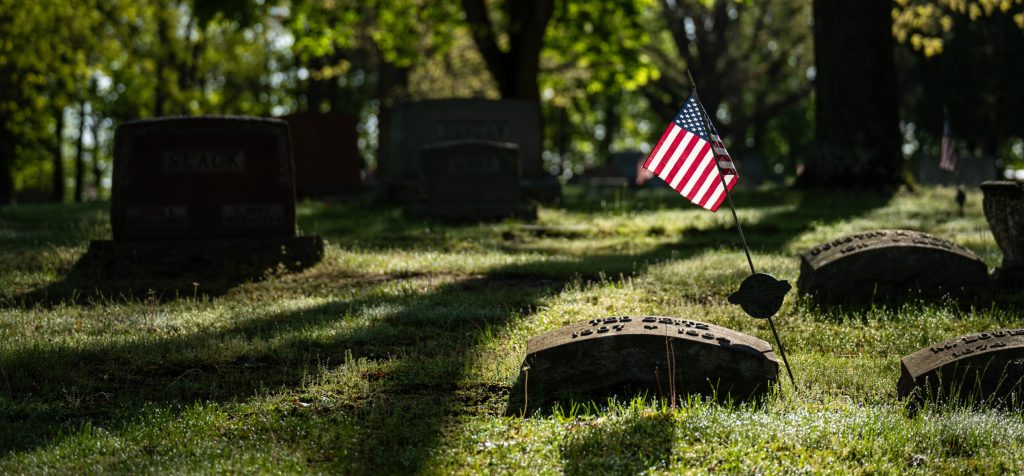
[898,329,1024,408]
[507,316,778,414]
[797,229,988,305]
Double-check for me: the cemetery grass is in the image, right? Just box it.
[1,185,1022,474]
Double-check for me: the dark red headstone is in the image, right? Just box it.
[112,117,296,240]
[282,113,363,196]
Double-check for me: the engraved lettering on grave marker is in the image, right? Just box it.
[221,204,286,228]
[446,155,501,174]
[161,150,246,173]
[435,121,510,141]
[125,206,188,230]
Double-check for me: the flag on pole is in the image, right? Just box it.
[642,93,737,212]
[939,116,957,172]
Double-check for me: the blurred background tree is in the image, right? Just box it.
[1,0,1022,204]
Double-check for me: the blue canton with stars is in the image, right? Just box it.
[673,93,719,141]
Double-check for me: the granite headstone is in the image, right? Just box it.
[95,116,323,279]
[415,140,535,221]
[383,99,559,201]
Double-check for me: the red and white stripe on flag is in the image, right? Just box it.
[642,124,737,212]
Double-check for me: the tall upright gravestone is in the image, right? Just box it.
[382,99,560,202]
[91,116,323,281]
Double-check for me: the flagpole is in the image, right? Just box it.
[686,69,796,389]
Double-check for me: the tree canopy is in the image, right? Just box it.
[1,0,1022,203]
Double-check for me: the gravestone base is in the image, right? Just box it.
[520,176,562,203]
[82,236,324,279]
[507,316,778,415]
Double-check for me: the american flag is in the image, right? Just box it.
[939,116,957,172]
[642,93,737,212]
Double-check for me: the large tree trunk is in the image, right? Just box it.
[800,0,902,189]
[461,0,554,100]
[52,107,65,202]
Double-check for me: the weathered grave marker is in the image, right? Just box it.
[898,329,1024,407]
[415,140,536,221]
[797,229,988,305]
[507,316,778,414]
[282,113,364,197]
[383,99,560,201]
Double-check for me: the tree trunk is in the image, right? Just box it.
[52,107,65,202]
[74,101,86,203]
[461,0,553,100]
[0,122,14,205]
[800,0,902,189]
[92,109,103,196]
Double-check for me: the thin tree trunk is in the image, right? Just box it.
[74,100,86,203]
[52,107,65,202]
[0,122,14,205]
[92,109,102,197]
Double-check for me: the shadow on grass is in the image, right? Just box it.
[0,188,894,471]
[0,250,673,471]
[560,410,676,475]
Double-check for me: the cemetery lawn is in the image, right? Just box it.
[2,185,1024,475]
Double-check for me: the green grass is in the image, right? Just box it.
[1,185,1021,474]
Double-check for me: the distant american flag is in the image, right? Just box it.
[939,116,957,172]
[642,93,737,212]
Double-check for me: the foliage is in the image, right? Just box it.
[642,0,815,171]
[893,0,1024,56]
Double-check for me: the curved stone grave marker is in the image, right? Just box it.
[797,229,988,305]
[507,316,778,414]
[898,329,1024,407]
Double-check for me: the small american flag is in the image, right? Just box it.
[939,116,957,172]
[642,93,737,211]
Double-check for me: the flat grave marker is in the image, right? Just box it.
[899,329,1024,407]
[508,316,778,414]
[797,229,988,305]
